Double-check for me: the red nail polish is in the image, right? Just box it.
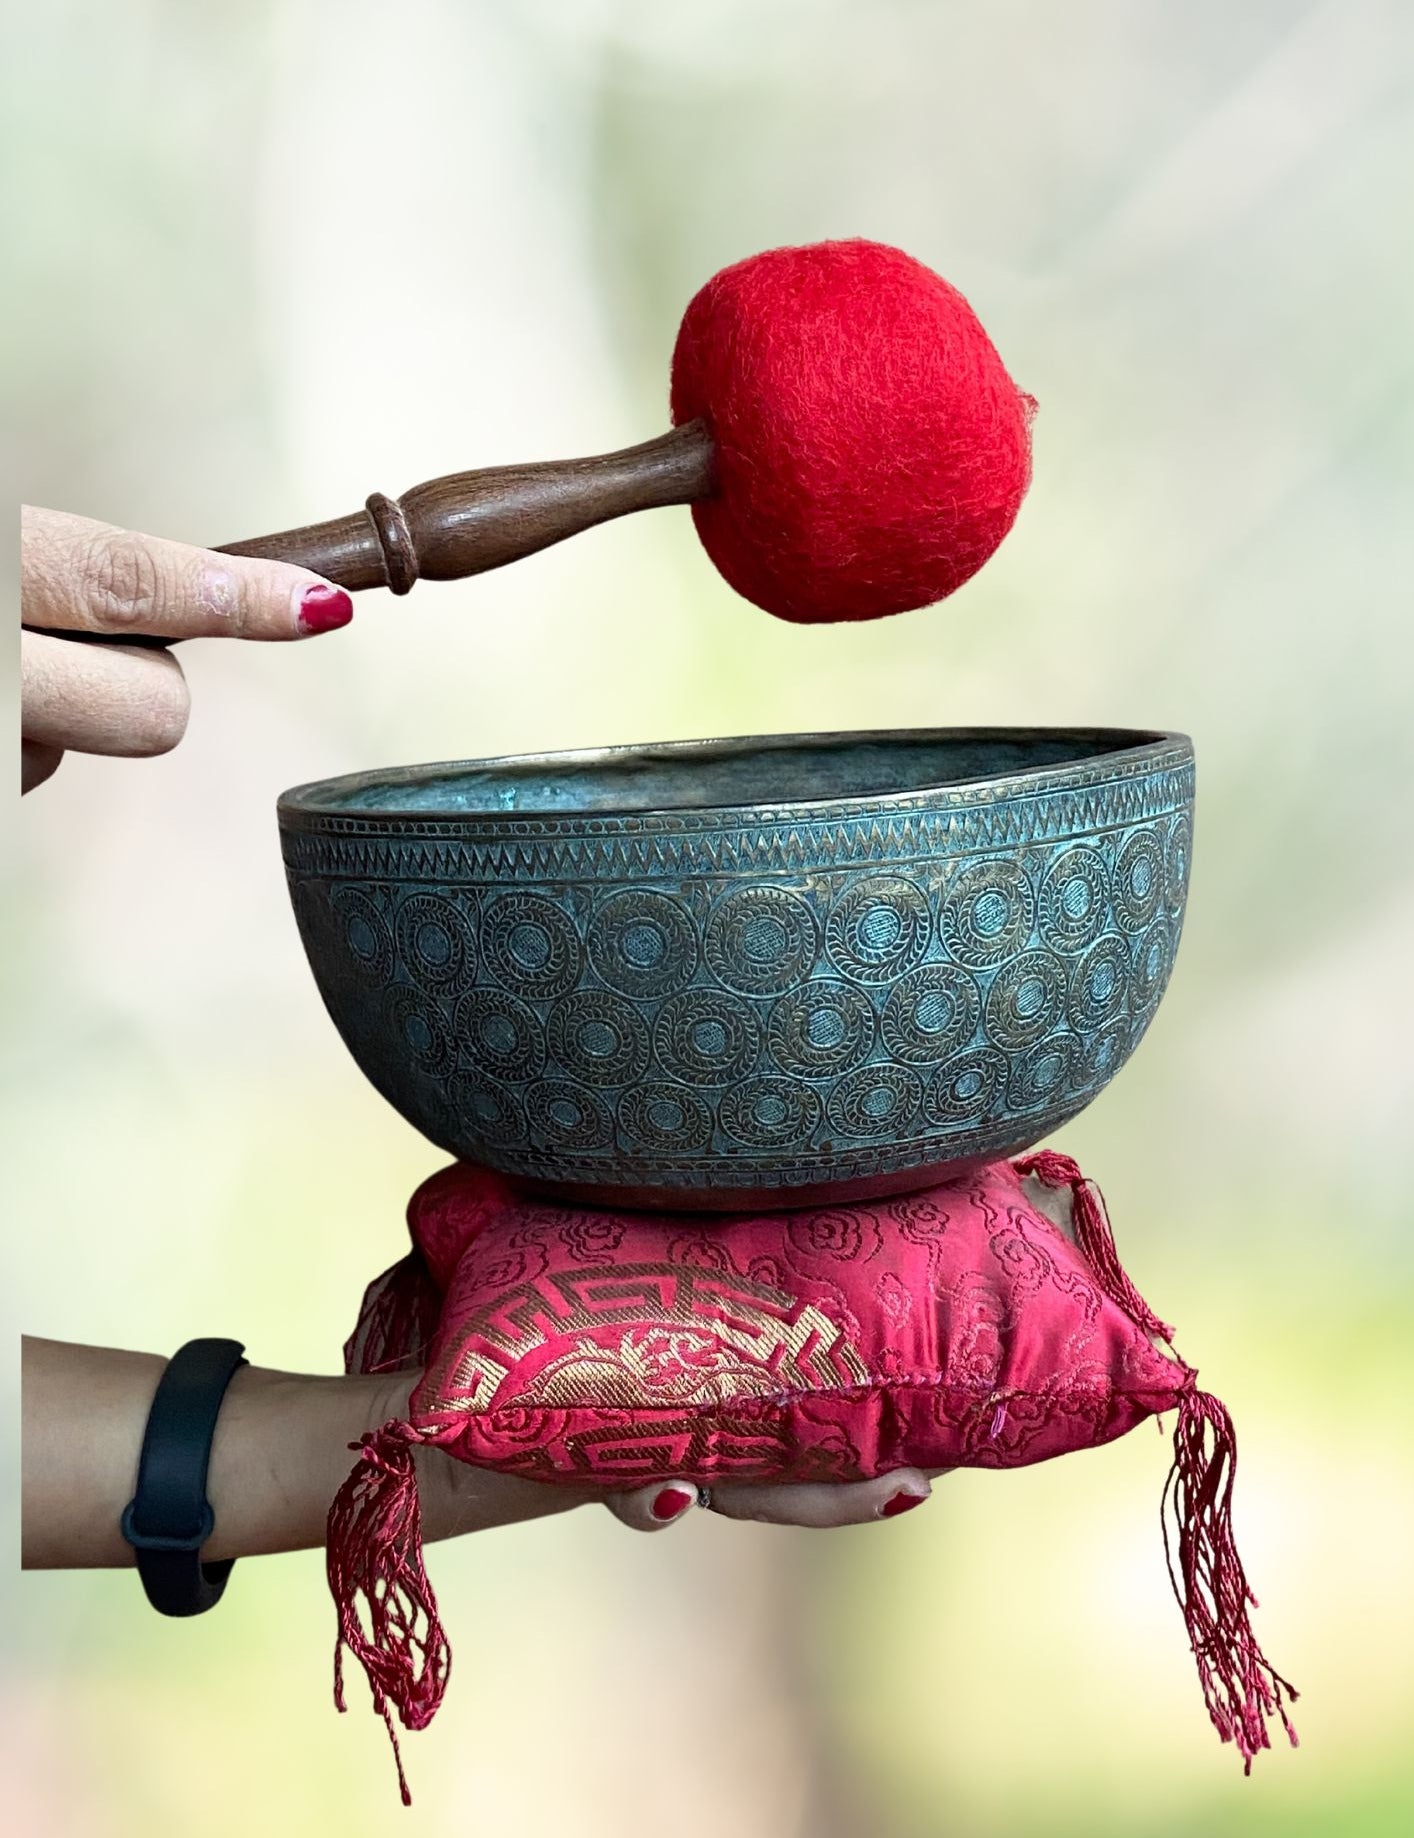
[298,583,354,635]
[652,1487,694,1521]
[881,1490,926,1518]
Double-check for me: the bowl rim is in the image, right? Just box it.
[278,725,1193,829]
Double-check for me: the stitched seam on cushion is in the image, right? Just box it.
[444,1367,1193,1430]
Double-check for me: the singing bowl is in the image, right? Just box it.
[279,728,1193,1209]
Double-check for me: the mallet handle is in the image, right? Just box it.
[28,420,715,648]
[219,419,715,592]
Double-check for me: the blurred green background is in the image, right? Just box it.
[6,1,1413,1833]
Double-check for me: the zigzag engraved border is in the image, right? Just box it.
[281,757,1194,887]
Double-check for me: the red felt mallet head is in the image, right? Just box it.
[206,240,1033,629]
[670,238,1036,624]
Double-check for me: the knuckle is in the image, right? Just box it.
[84,533,166,631]
[132,670,190,756]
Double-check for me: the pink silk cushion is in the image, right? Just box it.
[331,1152,1295,1795]
[357,1155,1184,1485]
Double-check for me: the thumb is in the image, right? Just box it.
[21,506,355,643]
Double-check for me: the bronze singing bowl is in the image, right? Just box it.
[279,728,1193,1209]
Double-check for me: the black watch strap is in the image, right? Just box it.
[120,1338,248,1618]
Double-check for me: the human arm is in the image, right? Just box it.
[20,1336,935,1569]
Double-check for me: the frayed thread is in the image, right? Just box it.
[1164,1385,1299,1771]
[326,1424,450,1806]
[1016,1150,1174,1342]
[1017,1151,1297,1766]
[342,1251,441,1378]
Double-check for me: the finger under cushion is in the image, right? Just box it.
[21,506,353,642]
[604,1482,701,1533]
[706,1469,935,1528]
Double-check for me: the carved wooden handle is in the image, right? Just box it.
[217,419,716,593]
[24,421,716,649]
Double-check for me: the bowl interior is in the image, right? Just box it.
[285,728,1167,822]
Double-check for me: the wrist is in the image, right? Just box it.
[375,1377,594,1543]
[368,1365,417,1434]
[202,1365,407,1562]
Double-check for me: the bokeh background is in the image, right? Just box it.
[6,1,1413,1833]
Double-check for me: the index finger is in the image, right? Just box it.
[20,506,355,642]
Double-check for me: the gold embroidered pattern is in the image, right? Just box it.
[423,1262,869,1413]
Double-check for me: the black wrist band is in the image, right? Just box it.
[120,1338,248,1618]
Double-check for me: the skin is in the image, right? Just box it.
[19,505,358,793]
[18,512,936,1567]
[20,1338,934,1565]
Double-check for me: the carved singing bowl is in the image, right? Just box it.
[279,728,1193,1209]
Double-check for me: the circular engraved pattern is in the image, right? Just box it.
[383,985,455,1076]
[1113,829,1165,934]
[825,876,932,984]
[984,950,1068,1050]
[1008,1034,1078,1112]
[1165,813,1193,915]
[525,1080,612,1151]
[826,1065,924,1140]
[482,893,583,1000]
[394,892,472,993]
[881,965,982,1065]
[654,989,760,1086]
[705,887,819,996]
[941,860,1037,969]
[767,979,877,1079]
[719,1076,822,1149]
[284,737,1194,1201]
[588,891,699,998]
[923,1046,1010,1128]
[411,1080,465,1154]
[447,1074,527,1148]
[547,990,650,1088]
[1038,847,1111,955]
[1132,915,1174,1012]
[1067,934,1133,1034]
[1079,1019,1134,1089]
[331,887,394,983]
[454,989,545,1084]
[618,1082,715,1154]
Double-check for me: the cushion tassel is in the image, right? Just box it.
[326,1424,451,1806]
[342,1250,442,1378]
[1163,1385,1299,1769]
[1016,1151,1174,1342]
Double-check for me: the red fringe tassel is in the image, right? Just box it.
[1164,1386,1299,1770]
[1016,1150,1174,1341]
[1015,1150,1297,1768]
[326,1424,451,1806]
[342,1250,442,1378]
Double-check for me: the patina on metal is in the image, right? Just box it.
[279,728,1193,1209]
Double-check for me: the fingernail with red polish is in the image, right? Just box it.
[297,583,354,635]
[652,1487,695,1522]
[880,1490,926,1519]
